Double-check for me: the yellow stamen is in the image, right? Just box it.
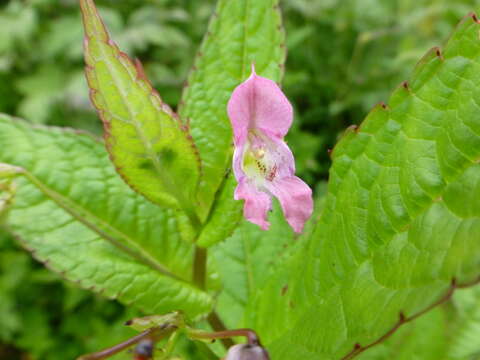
[253,148,265,159]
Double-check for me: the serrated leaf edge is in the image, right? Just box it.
[80,0,203,227]
[251,12,480,356]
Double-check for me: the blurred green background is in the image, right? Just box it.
[1,0,480,358]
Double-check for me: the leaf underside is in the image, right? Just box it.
[0,114,212,318]
[246,14,480,360]
[80,0,201,220]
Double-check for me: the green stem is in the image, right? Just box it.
[193,246,207,289]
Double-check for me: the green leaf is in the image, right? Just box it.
[0,164,20,221]
[0,114,212,318]
[212,202,296,328]
[447,286,480,360]
[125,312,184,332]
[179,0,286,215]
[357,287,480,360]
[213,189,326,328]
[80,0,201,226]
[246,14,480,359]
[358,308,449,360]
[197,174,243,248]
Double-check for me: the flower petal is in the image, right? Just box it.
[234,178,272,230]
[227,65,293,145]
[267,136,296,178]
[267,176,313,233]
[232,143,246,179]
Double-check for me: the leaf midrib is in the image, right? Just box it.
[262,118,480,357]
[265,199,473,357]
[85,10,201,229]
[102,59,196,221]
[13,166,190,284]
[260,20,480,351]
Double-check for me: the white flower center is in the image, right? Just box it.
[242,131,278,184]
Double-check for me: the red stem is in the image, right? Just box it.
[341,276,480,360]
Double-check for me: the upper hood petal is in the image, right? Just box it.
[227,65,293,146]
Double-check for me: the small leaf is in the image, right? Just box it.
[0,114,212,318]
[179,0,286,215]
[80,0,201,226]
[125,312,185,332]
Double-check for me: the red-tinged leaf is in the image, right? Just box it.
[80,0,202,227]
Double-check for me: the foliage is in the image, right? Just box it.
[283,0,480,182]
[247,14,480,358]
[0,232,139,360]
[1,0,480,360]
[358,286,480,360]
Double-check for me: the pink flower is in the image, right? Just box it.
[227,65,313,233]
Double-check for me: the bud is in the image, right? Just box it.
[225,344,270,360]
[134,339,154,358]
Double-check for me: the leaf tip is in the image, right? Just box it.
[79,0,108,40]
